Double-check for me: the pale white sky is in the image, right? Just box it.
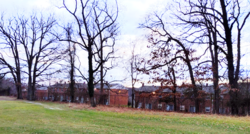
[0,0,249,87]
[0,0,168,87]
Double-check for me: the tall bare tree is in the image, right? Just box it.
[0,16,23,99]
[63,25,77,102]
[173,0,221,114]
[61,0,118,107]
[0,14,61,100]
[175,0,250,115]
[19,15,61,100]
[125,43,141,108]
[139,12,203,113]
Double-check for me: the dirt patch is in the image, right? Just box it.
[66,103,177,116]
[0,96,17,101]
[65,103,250,120]
[25,101,63,110]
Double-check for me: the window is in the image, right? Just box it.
[189,106,196,113]
[180,105,185,111]
[76,97,79,100]
[105,99,109,105]
[219,108,225,114]
[145,103,152,109]
[81,97,84,103]
[87,98,89,101]
[158,103,162,109]
[166,105,174,111]
[159,95,162,98]
[220,95,224,99]
[137,102,142,109]
[205,107,210,112]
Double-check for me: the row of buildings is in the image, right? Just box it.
[133,84,230,114]
[21,82,250,115]
[22,83,129,106]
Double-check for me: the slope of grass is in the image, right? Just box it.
[0,99,250,134]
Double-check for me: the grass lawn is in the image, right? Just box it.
[0,98,250,133]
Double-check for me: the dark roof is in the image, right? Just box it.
[94,83,109,89]
[202,85,230,94]
[161,87,188,93]
[110,83,128,90]
[48,83,87,89]
[128,87,140,96]
[135,84,230,94]
[135,85,159,92]
[95,83,128,90]
[36,86,48,90]
[202,85,214,94]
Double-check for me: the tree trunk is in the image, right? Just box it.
[16,71,23,99]
[70,80,75,102]
[88,46,96,107]
[70,63,75,103]
[27,80,32,100]
[90,96,96,107]
[100,40,104,105]
[174,92,177,111]
[27,63,33,100]
[213,46,220,114]
[31,76,36,100]
[219,0,239,115]
[16,84,22,99]
[132,87,134,108]
[185,52,199,113]
[211,26,220,114]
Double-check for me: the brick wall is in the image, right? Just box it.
[135,91,232,114]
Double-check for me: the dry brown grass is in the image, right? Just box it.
[0,96,17,101]
[66,102,250,122]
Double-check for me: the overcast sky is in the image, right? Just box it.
[0,0,168,87]
[0,0,249,87]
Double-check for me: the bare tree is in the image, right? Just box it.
[64,25,77,102]
[173,0,221,114]
[175,0,250,115]
[18,15,61,100]
[61,0,118,107]
[139,12,203,113]
[125,43,141,108]
[0,15,23,99]
[0,14,61,100]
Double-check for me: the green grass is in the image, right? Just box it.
[0,99,250,134]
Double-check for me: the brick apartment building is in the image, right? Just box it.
[22,85,48,100]
[91,83,128,106]
[134,84,232,114]
[22,83,129,106]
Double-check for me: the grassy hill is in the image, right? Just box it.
[0,97,250,133]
